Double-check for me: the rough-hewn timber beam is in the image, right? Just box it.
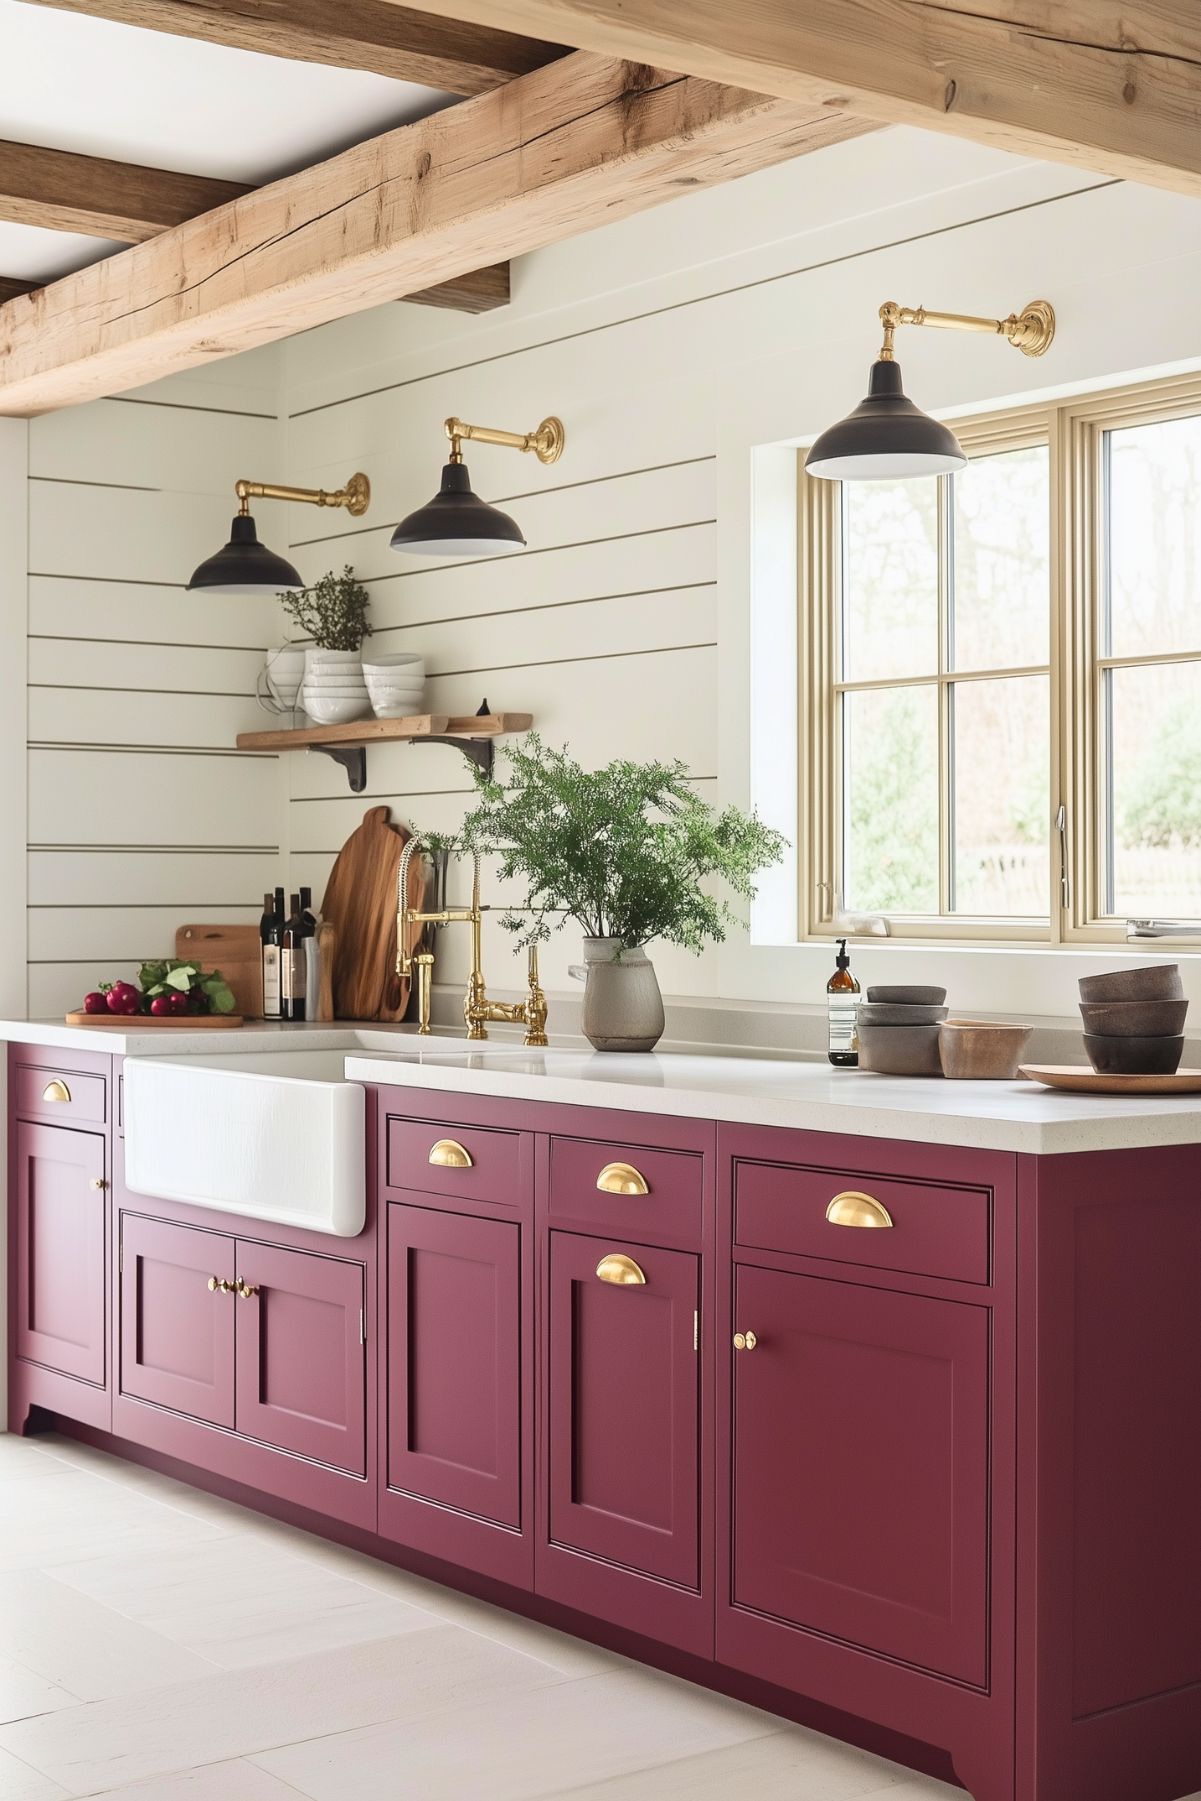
[402,262,510,312]
[0,138,250,242]
[368,0,1201,195]
[0,278,37,305]
[21,0,566,96]
[0,54,873,416]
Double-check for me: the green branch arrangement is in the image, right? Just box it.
[279,566,372,651]
[459,734,787,954]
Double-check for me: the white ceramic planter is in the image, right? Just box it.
[570,936,665,1053]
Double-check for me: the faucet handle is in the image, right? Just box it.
[524,944,549,1047]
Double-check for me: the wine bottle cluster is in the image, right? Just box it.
[259,887,317,1022]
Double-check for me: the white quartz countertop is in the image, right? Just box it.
[0,1018,415,1057]
[346,1038,1201,1156]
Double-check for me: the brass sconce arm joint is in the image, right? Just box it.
[876,297,1055,361]
[233,472,371,517]
[444,416,565,467]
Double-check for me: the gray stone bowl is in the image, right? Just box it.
[858,1022,944,1077]
[1078,964,1184,1003]
[1078,997,1189,1038]
[1083,1033,1185,1076]
[858,1002,949,1026]
[864,985,947,1007]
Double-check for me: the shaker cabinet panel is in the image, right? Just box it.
[728,1263,989,1686]
[119,1214,235,1428]
[386,1202,522,1528]
[234,1241,366,1476]
[13,1122,107,1385]
[547,1231,699,1590]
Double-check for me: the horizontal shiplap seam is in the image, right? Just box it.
[31,635,274,653]
[29,844,280,854]
[31,685,255,699]
[30,744,277,758]
[287,455,717,549]
[364,519,716,585]
[30,901,263,910]
[30,573,189,590]
[108,394,279,422]
[289,179,1119,421]
[372,580,715,639]
[424,640,716,679]
[30,475,159,494]
[289,775,718,826]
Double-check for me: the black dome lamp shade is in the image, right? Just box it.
[186,472,371,593]
[391,415,565,558]
[806,297,1056,483]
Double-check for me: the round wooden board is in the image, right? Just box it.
[64,1012,245,1028]
[1020,1064,1201,1096]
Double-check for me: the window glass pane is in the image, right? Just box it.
[1106,413,1201,658]
[842,479,939,682]
[952,445,1049,671]
[843,685,939,914]
[1107,661,1201,917]
[951,675,1049,916]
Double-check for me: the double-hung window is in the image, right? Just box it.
[801,375,1201,944]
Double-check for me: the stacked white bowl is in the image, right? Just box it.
[362,652,426,719]
[303,647,370,725]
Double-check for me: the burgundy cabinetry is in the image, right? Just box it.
[120,1214,234,1427]
[13,1119,108,1387]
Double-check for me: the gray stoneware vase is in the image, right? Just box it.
[570,936,665,1053]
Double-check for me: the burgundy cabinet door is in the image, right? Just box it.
[120,1214,235,1427]
[234,1241,366,1476]
[13,1123,107,1385]
[386,1203,522,1527]
[729,1263,989,1685]
[547,1231,699,1588]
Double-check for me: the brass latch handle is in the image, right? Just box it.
[825,1190,894,1230]
[596,1162,649,1196]
[596,1253,647,1286]
[207,1276,236,1294]
[89,1178,108,1192]
[429,1138,473,1170]
[235,1278,259,1300]
[42,1079,71,1104]
[733,1330,758,1351]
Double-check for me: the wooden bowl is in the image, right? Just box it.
[1084,1033,1185,1075]
[939,1021,1033,1080]
[1077,964,1183,1003]
[1078,997,1189,1038]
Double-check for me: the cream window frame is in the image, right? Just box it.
[799,372,1201,948]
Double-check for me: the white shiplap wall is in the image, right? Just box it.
[25,354,286,1014]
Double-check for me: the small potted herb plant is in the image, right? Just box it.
[279,566,372,724]
[461,735,786,1051]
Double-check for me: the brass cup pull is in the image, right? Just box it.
[825,1190,894,1230]
[596,1253,647,1287]
[429,1138,473,1170]
[89,1177,107,1191]
[207,1276,235,1294]
[42,1079,71,1104]
[733,1330,758,1351]
[596,1161,649,1196]
[235,1278,259,1299]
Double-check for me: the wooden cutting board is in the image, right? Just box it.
[176,924,263,1018]
[66,1012,245,1029]
[321,805,426,1021]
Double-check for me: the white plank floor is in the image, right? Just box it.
[0,1429,1178,1801]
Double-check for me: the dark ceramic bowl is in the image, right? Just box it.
[1078,997,1189,1039]
[1078,964,1184,1003]
[864,985,947,1007]
[858,1022,944,1076]
[1083,1033,1185,1076]
[858,1002,949,1026]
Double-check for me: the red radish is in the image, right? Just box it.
[82,991,108,1015]
[106,981,141,1015]
[166,990,190,1016]
[149,995,173,1017]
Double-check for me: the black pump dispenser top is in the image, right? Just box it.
[835,938,850,971]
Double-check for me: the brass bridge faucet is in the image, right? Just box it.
[397,839,548,1047]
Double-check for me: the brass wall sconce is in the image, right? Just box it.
[806,298,1056,481]
[390,415,565,557]
[187,472,371,592]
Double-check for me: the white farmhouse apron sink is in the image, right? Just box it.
[124,1051,366,1237]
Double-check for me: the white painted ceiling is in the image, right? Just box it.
[0,0,457,283]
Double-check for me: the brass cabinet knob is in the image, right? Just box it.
[207,1276,235,1294]
[825,1190,894,1230]
[733,1331,758,1351]
[596,1161,649,1196]
[89,1177,107,1191]
[429,1138,473,1169]
[42,1079,71,1104]
[596,1252,647,1286]
[235,1278,260,1299]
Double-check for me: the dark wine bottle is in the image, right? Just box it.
[299,885,316,934]
[261,889,285,1021]
[282,891,307,1022]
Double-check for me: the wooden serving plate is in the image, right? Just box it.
[65,1012,245,1029]
[1020,1064,1201,1095]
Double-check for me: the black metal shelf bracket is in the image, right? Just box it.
[306,700,497,792]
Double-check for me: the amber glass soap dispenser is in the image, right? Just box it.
[827,937,861,1067]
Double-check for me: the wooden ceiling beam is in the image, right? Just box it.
[0,54,872,416]
[368,0,1201,195]
[0,138,250,242]
[0,278,38,305]
[401,262,510,312]
[21,0,566,96]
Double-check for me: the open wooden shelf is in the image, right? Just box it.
[235,711,532,790]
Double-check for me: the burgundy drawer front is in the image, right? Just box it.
[733,1157,991,1285]
[14,1063,107,1128]
[385,1117,526,1208]
[548,1136,702,1244]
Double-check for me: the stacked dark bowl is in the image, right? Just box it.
[1078,964,1189,1075]
[857,985,948,1076]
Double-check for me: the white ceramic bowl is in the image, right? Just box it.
[304,694,371,725]
[305,675,369,691]
[362,653,425,674]
[264,645,306,707]
[366,673,423,694]
[371,701,426,719]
